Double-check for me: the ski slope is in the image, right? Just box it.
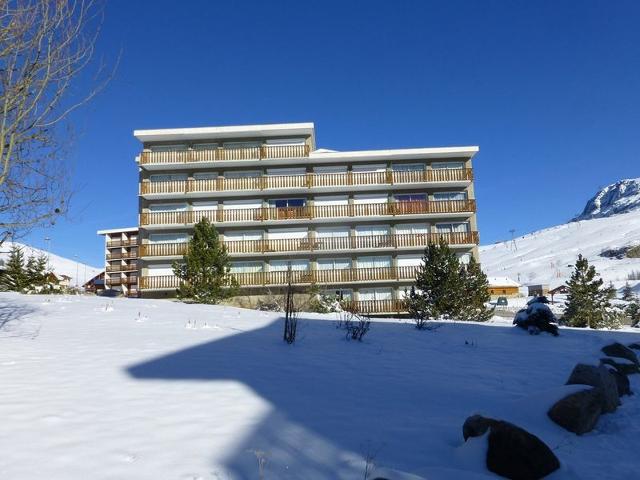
[1,293,639,479]
[0,242,102,286]
[480,209,640,289]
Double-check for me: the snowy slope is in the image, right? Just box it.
[572,177,640,221]
[0,242,101,286]
[480,209,640,288]
[0,293,639,479]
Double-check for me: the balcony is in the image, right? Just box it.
[139,169,473,196]
[106,251,138,260]
[342,299,407,314]
[139,144,310,166]
[140,265,420,290]
[106,239,138,248]
[106,263,138,272]
[140,200,476,226]
[107,276,138,286]
[139,231,479,258]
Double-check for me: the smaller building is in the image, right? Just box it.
[527,284,549,297]
[487,276,521,298]
[97,227,139,297]
[83,271,106,294]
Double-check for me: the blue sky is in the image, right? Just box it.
[19,0,640,267]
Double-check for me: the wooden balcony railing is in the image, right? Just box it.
[139,169,473,195]
[140,200,476,226]
[140,265,420,290]
[342,299,407,314]
[139,144,310,165]
[106,239,138,248]
[106,263,138,272]
[139,231,479,257]
[106,251,138,260]
[106,276,138,286]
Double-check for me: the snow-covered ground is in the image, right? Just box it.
[0,242,101,286]
[1,292,639,479]
[480,209,640,290]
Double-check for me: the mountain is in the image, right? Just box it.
[572,178,640,221]
[0,242,102,286]
[480,209,640,289]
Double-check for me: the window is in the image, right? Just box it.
[267,228,308,240]
[353,194,387,204]
[223,141,261,149]
[148,233,187,244]
[458,253,472,265]
[355,225,390,236]
[431,161,465,170]
[395,223,429,234]
[193,172,218,180]
[359,288,393,301]
[433,192,467,201]
[314,165,347,174]
[224,170,261,178]
[316,227,349,238]
[314,195,348,206]
[357,256,391,268]
[148,203,187,212]
[265,138,305,145]
[149,144,186,152]
[436,222,469,233]
[224,231,263,241]
[352,163,386,173]
[317,258,351,270]
[224,199,262,210]
[324,288,353,300]
[395,194,427,202]
[270,198,306,208]
[149,173,188,182]
[230,261,263,273]
[396,255,422,267]
[269,259,310,271]
[192,201,217,211]
[266,168,306,176]
[192,143,218,150]
[148,264,173,276]
[391,163,425,172]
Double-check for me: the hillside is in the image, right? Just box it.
[573,177,640,221]
[1,292,639,479]
[480,209,640,288]
[0,242,102,286]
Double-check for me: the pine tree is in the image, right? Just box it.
[172,218,238,304]
[0,245,28,292]
[405,238,465,328]
[627,300,640,327]
[459,256,494,322]
[564,255,616,328]
[25,253,48,289]
[621,282,636,302]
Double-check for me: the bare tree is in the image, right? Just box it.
[0,0,112,243]
[283,264,298,344]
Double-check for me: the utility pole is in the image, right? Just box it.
[44,237,51,271]
[509,229,517,251]
[74,254,79,288]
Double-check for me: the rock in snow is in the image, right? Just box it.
[462,415,561,479]
[565,364,620,413]
[548,388,605,435]
[601,342,640,366]
[572,178,640,221]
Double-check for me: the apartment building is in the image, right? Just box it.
[134,122,479,313]
[97,227,139,297]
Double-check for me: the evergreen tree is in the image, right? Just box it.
[621,282,636,302]
[627,300,640,328]
[564,255,616,328]
[25,253,48,289]
[172,218,238,304]
[405,238,464,328]
[459,257,494,322]
[0,245,28,292]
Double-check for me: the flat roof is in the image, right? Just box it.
[134,122,315,143]
[97,227,138,235]
[310,146,479,160]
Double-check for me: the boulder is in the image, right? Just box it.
[565,364,620,413]
[604,367,632,396]
[462,414,496,440]
[547,388,604,435]
[628,342,640,350]
[600,357,640,375]
[486,420,561,480]
[602,342,639,366]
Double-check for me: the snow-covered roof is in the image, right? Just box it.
[97,227,138,235]
[487,276,521,287]
[310,145,478,161]
[133,122,315,143]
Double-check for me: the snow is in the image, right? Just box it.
[1,292,640,479]
[572,178,640,221]
[0,242,102,287]
[480,209,640,290]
